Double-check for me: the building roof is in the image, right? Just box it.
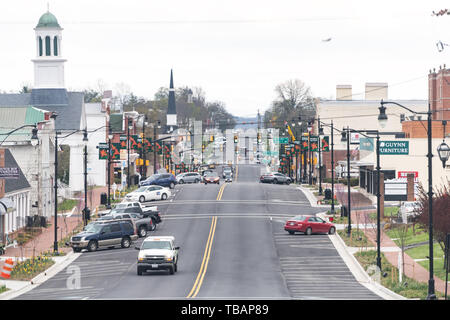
[36,11,61,28]
[0,107,45,143]
[4,149,31,194]
[0,89,84,130]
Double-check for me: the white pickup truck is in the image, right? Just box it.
[136,236,180,275]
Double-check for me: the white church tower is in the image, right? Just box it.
[32,10,66,89]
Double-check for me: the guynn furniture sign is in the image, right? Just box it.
[379,141,409,155]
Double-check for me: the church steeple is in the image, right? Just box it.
[167,69,177,127]
[32,9,66,89]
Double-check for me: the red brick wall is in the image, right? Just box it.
[429,67,450,121]
[402,120,447,138]
[321,149,358,178]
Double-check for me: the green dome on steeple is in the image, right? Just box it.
[36,11,61,28]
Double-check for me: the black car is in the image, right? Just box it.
[70,221,138,252]
[111,207,162,225]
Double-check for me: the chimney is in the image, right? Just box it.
[364,82,388,100]
[336,85,352,100]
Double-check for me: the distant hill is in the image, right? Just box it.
[234,116,258,130]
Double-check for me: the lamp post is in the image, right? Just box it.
[153,120,161,174]
[107,125,113,209]
[342,126,352,235]
[127,117,132,188]
[378,99,449,299]
[331,120,335,214]
[318,117,323,195]
[142,115,148,179]
[82,128,89,226]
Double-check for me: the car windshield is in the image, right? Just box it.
[141,241,172,250]
[98,215,114,220]
[136,187,148,192]
[293,215,308,221]
[83,224,103,233]
[148,174,161,181]
[114,203,128,209]
[206,172,218,177]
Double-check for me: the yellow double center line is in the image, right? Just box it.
[186,183,226,298]
[216,183,226,201]
[186,216,217,298]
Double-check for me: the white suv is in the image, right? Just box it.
[135,236,180,275]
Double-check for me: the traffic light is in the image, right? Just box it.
[257,132,261,144]
[202,143,205,152]
[234,135,238,144]
[210,135,214,142]
[235,146,239,154]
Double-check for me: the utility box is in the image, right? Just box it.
[324,188,332,200]
[100,193,107,205]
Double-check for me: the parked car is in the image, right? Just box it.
[176,172,202,184]
[284,215,335,235]
[204,171,220,184]
[139,173,177,189]
[104,211,156,237]
[400,201,420,223]
[110,206,162,227]
[136,236,180,275]
[125,185,171,202]
[260,172,291,185]
[70,220,138,252]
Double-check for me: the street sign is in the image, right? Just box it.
[98,143,108,159]
[275,137,289,144]
[379,141,409,155]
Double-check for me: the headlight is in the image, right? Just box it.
[165,255,173,262]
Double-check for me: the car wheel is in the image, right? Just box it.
[195,179,199,183]
[329,227,336,235]
[305,227,312,236]
[137,268,143,276]
[121,237,131,248]
[139,196,145,203]
[73,248,81,253]
[139,226,147,238]
[87,240,98,252]
[161,193,168,200]
[286,180,291,185]
[288,231,295,235]
[273,179,278,184]
[150,218,157,231]
[169,266,175,275]
[169,182,175,189]
[179,179,184,184]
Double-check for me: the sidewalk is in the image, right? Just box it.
[0,186,108,268]
[300,183,449,297]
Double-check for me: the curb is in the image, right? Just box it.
[0,250,81,300]
[328,231,406,300]
[296,185,333,209]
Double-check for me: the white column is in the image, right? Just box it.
[50,35,54,56]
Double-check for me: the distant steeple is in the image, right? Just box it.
[167,69,177,128]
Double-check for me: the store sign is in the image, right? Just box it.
[398,171,418,182]
[350,132,360,144]
[0,167,19,179]
[379,141,409,155]
[276,137,289,144]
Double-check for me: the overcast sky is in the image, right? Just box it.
[0,0,449,117]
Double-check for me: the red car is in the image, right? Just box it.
[204,172,220,184]
[284,215,335,235]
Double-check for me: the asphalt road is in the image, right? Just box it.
[15,164,381,300]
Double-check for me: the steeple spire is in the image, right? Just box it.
[166,69,177,129]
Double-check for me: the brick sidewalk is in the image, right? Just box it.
[357,210,448,295]
[0,186,109,269]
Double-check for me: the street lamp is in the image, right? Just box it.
[154,120,161,174]
[31,128,39,147]
[107,126,113,209]
[82,128,89,226]
[318,117,323,195]
[127,118,132,189]
[0,124,39,146]
[340,127,352,235]
[379,99,436,299]
[437,141,450,168]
